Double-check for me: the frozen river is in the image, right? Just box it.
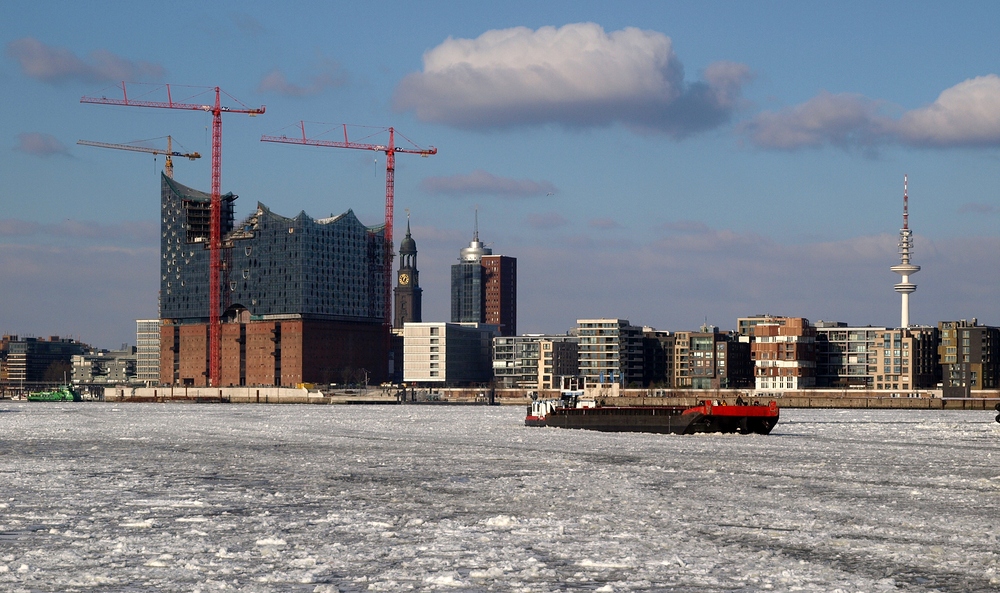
[2,402,999,592]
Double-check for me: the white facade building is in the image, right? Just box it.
[403,322,497,385]
[136,319,160,385]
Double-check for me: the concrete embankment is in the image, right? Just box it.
[104,386,1000,410]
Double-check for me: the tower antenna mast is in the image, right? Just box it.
[891,174,920,328]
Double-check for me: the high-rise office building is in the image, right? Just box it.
[482,255,516,337]
[450,220,517,336]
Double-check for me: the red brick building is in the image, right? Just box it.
[161,319,385,387]
[482,255,516,337]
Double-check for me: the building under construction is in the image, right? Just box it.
[158,174,388,387]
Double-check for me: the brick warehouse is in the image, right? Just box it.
[159,174,387,387]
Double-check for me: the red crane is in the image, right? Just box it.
[261,122,436,334]
[82,82,265,387]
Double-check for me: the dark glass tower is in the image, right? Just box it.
[450,216,517,336]
[451,226,491,326]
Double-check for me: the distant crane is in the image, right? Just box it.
[77,136,201,179]
[82,82,265,387]
[261,122,436,333]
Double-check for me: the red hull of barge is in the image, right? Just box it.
[526,400,779,435]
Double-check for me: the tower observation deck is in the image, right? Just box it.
[890,174,919,328]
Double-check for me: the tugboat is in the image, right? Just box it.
[526,392,779,435]
[27,386,81,402]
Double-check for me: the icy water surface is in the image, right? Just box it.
[1,402,999,592]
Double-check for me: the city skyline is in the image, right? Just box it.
[1,2,998,349]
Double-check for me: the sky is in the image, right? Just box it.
[1,1,998,349]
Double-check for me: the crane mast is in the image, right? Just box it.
[261,122,436,339]
[82,82,265,387]
[77,136,201,179]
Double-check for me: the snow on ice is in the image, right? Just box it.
[1,402,999,591]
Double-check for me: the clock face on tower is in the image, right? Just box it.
[399,272,410,286]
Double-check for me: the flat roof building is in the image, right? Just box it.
[577,319,643,387]
[751,317,816,391]
[939,319,998,396]
[403,322,497,386]
[493,334,578,390]
[6,336,86,384]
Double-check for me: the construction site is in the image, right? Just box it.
[80,82,435,388]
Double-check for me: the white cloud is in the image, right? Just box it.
[893,75,1000,147]
[744,75,1000,150]
[6,37,164,84]
[420,170,557,197]
[394,23,750,136]
[741,92,884,150]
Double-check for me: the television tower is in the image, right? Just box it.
[891,174,919,328]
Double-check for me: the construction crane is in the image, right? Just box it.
[82,82,265,387]
[261,121,436,337]
[77,136,201,179]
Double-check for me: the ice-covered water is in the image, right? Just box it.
[1,402,999,592]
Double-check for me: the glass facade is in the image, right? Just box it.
[160,174,386,323]
[451,262,483,324]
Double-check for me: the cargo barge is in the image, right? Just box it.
[526,393,779,435]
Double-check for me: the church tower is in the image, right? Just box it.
[394,213,422,328]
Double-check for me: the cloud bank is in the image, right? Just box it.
[14,132,70,157]
[409,221,999,336]
[0,220,158,349]
[6,37,165,84]
[744,74,1000,150]
[394,23,750,137]
[420,170,557,197]
[257,56,347,97]
[525,212,568,229]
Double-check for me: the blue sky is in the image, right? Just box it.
[2,1,998,349]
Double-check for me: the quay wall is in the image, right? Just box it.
[103,386,1000,410]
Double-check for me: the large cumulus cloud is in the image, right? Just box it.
[744,74,1000,150]
[393,23,750,137]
